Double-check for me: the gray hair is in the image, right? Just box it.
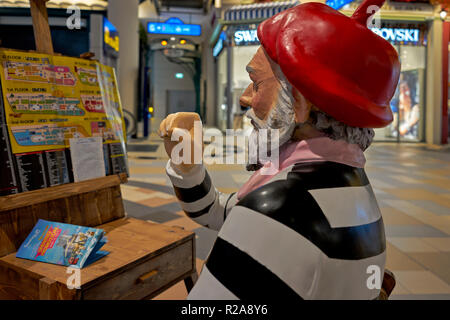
[308,109,375,151]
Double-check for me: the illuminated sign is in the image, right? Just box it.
[147,17,201,36]
[213,38,223,57]
[213,32,226,57]
[234,29,258,45]
[371,28,420,44]
[234,27,420,47]
[175,73,184,79]
[103,18,119,54]
[326,0,355,10]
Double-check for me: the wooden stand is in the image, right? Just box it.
[0,1,197,299]
[29,0,53,54]
[0,174,198,299]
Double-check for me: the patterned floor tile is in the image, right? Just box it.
[407,252,450,284]
[130,166,166,174]
[390,282,411,295]
[124,200,180,222]
[380,207,424,226]
[388,237,439,253]
[139,196,177,207]
[129,177,170,186]
[393,271,450,294]
[421,237,450,252]
[385,242,425,271]
[408,200,450,216]
[383,200,450,235]
[127,180,174,195]
[120,186,155,202]
[385,225,449,238]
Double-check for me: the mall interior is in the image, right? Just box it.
[0,0,449,301]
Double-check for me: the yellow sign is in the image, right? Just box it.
[104,27,119,52]
[0,49,126,154]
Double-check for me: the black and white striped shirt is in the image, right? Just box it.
[166,160,386,300]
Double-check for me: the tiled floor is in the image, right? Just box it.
[122,135,450,300]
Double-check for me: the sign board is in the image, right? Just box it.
[234,29,259,45]
[147,17,201,37]
[103,17,119,58]
[234,27,422,46]
[0,49,128,193]
[213,32,226,57]
[326,0,355,10]
[371,27,420,44]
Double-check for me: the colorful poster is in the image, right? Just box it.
[0,49,127,154]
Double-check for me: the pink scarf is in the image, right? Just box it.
[237,137,366,200]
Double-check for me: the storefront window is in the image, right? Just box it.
[372,22,427,142]
[374,45,426,142]
[218,22,427,141]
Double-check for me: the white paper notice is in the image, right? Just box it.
[69,137,106,182]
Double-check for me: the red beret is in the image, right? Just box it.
[258,0,400,128]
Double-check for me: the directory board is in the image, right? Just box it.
[0,49,128,193]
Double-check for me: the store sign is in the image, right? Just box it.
[213,32,226,57]
[371,28,420,44]
[103,18,119,53]
[213,38,224,57]
[147,17,201,37]
[234,29,259,45]
[326,0,355,10]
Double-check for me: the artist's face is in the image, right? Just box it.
[239,46,281,124]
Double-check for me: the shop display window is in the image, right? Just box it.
[374,45,426,142]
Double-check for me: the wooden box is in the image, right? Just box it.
[0,174,197,300]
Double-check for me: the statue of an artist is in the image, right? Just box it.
[159,0,399,299]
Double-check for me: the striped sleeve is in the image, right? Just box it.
[166,160,237,231]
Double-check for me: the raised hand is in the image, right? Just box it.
[158,112,203,173]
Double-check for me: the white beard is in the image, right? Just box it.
[245,81,296,171]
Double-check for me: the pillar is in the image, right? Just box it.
[425,15,443,145]
[107,0,139,118]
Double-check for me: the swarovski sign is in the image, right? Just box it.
[371,28,420,44]
[234,27,421,46]
[234,29,259,45]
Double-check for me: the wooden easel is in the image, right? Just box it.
[29,0,54,55]
[0,1,198,300]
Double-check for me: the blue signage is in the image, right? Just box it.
[147,17,201,36]
[213,38,223,57]
[213,32,226,57]
[234,29,259,45]
[103,17,119,57]
[326,0,355,10]
[371,28,420,44]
